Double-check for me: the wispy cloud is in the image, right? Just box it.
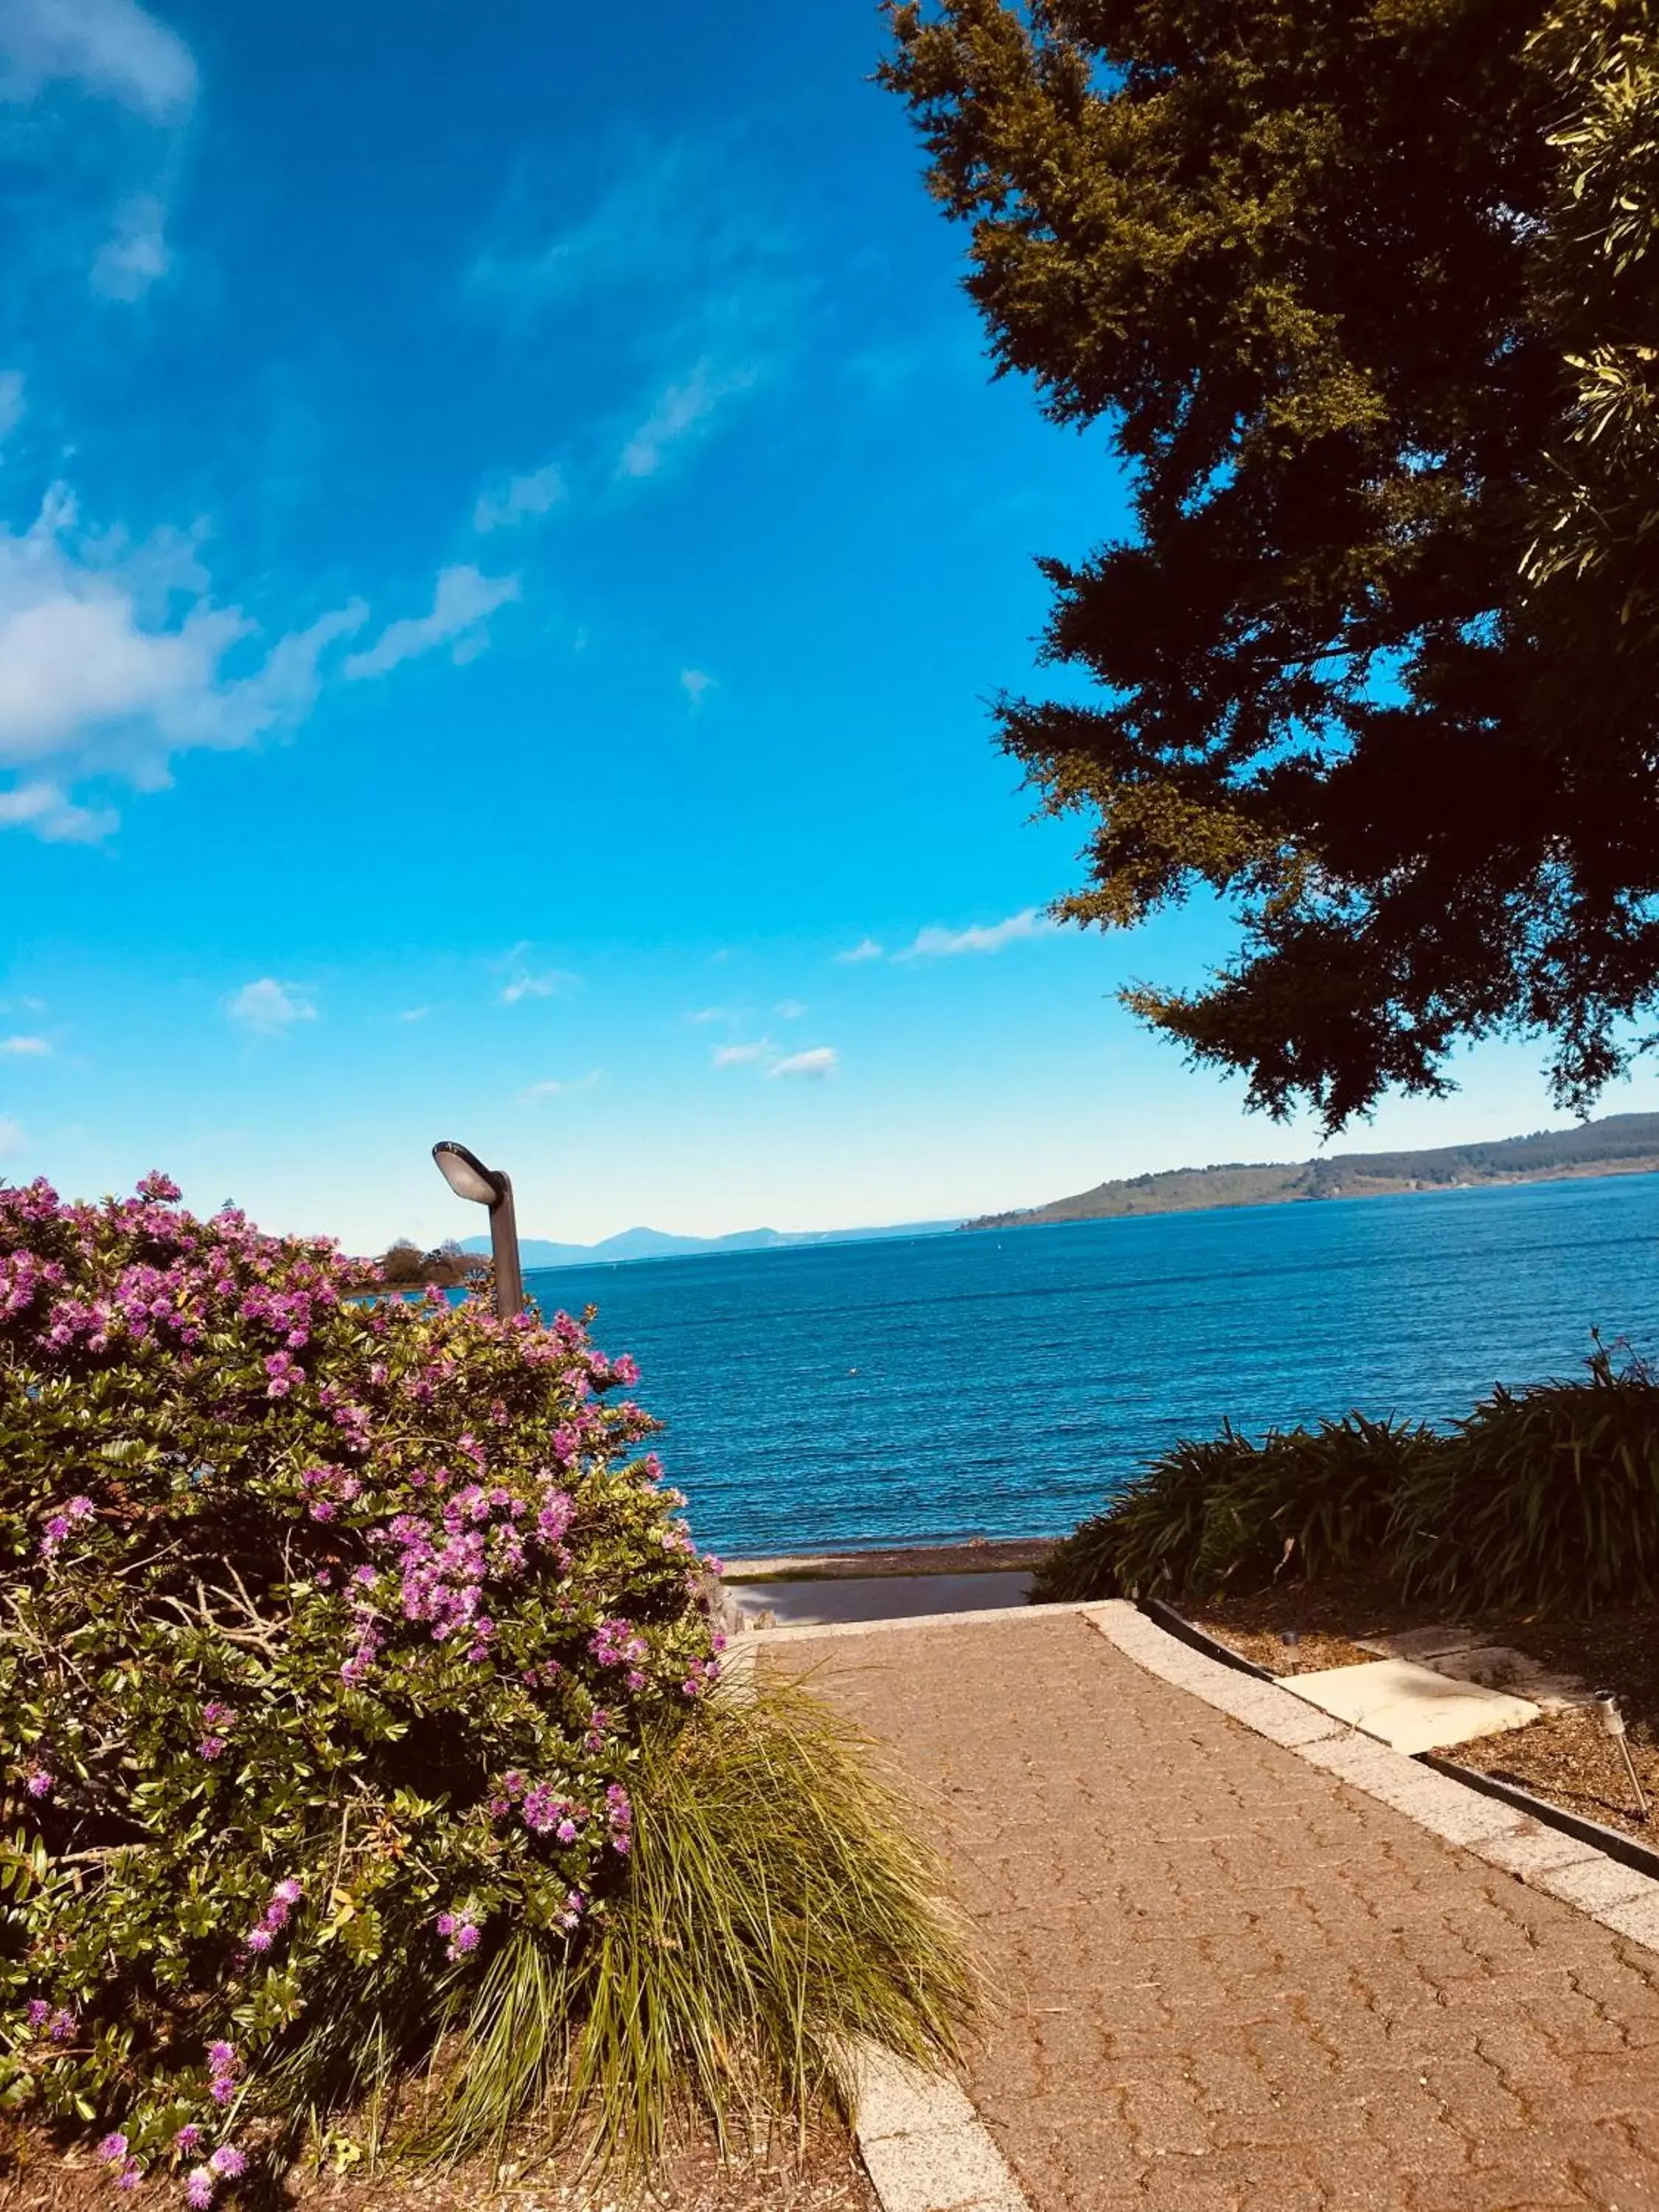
[679,667,715,707]
[897,908,1055,959]
[518,1070,601,1103]
[396,1004,435,1023]
[0,1034,50,1056]
[684,1005,739,1026]
[0,1116,23,1158]
[773,999,807,1020]
[712,1040,770,1067]
[90,189,168,299]
[0,484,366,840]
[470,142,799,487]
[0,372,24,444]
[1,1,199,307]
[0,0,198,121]
[834,936,884,964]
[344,564,518,681]
[224,978,317,1037]
[769,1046,838,1080]
[497,947,578,1005]
[501,972,577,1006]
[619,359,759,480]
[473,463,564,535]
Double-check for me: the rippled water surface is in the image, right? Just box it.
[524,1175,1659,1558]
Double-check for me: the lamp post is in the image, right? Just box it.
[431,1141,524,1321]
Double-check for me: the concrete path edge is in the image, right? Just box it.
[1076,1599,1659,1951]
[737,1595,1659,2211]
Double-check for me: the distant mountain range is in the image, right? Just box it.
[462,1219,961,1271]
[963,1112,1659,1231]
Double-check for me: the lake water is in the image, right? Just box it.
[523,1175,1659,1559]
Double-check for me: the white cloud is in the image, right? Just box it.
[897,908,1055,959]
[712,1040,769,1067]
[0,779,115,840]
[473,462,564,535]
[0,0,197,120]
[679,667,715,707]
[343,564,519,681]
[685,1005,737,1025]
[500,970,577,1006]
[0,1115,23,1158]
[0,372,24,444]
[0,485,368,837]
[769,1046,838,1080]
[90,190,169,299]
[834,936,884,964]
[224,978,317,1037]
[619,359,758,480]
[518,1070,599,1102]
[773,998,807,1020]
[0,1033,50,1055]
[396,1004,435,1023]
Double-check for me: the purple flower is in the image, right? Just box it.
[454,1924,480,1955]
[198,1736,226,1761]
[206,2040,237,2076]
[24,1770,52,1798]
[435,1912,455,1937]
[244,1927,274,1954]
[208,2146,246,2179]
[25,1999,49,2029]
[272,1877,303,1906]
[97,2132,128,2163]
[175,2125,203,2154]
[115,2160,143,2194]
[209,2078,235,2106]
[66,1495,95,1521]
[47,2008,75,2042]
[184,2168,215,2208]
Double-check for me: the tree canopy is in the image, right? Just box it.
[883,0,1659,1127]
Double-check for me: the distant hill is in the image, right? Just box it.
[462,1219,960,1270]
[963,1113,1659,1232]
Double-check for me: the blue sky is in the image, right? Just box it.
[1,0,1651,1252]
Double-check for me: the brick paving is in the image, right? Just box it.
[768,1611,1659,2212]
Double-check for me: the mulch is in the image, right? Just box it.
[1192,1574,1659,1845]
[0,2113,876,2212]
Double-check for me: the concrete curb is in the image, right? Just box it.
[722,1610,1035,2211]
[852,2047,1031,2212]
[1077,1599,1659,1956]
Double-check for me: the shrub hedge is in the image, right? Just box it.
[0,1174,723,2198]
[1032,1344,1659,1617]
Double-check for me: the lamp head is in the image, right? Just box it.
[432,1141,505,1208]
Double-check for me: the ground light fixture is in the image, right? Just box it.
[1596,1692,1650,1821]
[431,1141,524,1322]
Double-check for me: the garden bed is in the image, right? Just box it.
[0,2112,877,2212]
[1189,1579,1659,1845]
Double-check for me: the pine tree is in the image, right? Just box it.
[883,0,1659,1127]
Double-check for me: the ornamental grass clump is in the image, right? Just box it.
[1392,1343,1659,1614]
[1031,1413,1439,1604]
[0,1174,728,2198]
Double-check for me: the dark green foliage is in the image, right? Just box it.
[1035,1347,1659,1616]
[1032,1414,1430,1601]
[1394,1346,1659,1613]
[883,0,1659,1127]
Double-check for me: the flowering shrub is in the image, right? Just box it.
[0,1175,721,2201]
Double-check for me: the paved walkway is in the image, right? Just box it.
[768,1609,1659,2212]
